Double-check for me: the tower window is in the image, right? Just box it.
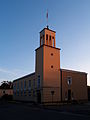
[46,34,48,40]
[53,37,54,47]
[24,80,26,90]
[51,65,53,68]
[41,38,43,45]
[51,53,53,56]
[52,36,54,39]
[43,35,44,44]
[49,35,51,40]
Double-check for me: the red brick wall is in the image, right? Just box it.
[61,69,88,102]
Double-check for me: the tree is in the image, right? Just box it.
[0,81,13,89]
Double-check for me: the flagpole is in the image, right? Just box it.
[46,9,49,29]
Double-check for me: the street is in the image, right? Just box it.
[0,102,90,120]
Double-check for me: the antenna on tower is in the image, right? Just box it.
[46,9,49,29]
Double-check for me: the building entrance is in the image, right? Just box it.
[68,89,71,101]
[37,90,41,104]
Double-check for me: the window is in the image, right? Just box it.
[21,90,23,96]
[24,91,26,96]
[28,90,31,96]
[53,37,54,47]
[24,80,26,96]
[33,79,35,91]
[50,35,51,40]
[46,34,48,40]
[21,81,23,91]
[67,77,72,85]
[17,82,19,96]
[37,75,40,89]
[13,83,16,95]
[17,82,19,93]
[24,80,26,90]
[41,35,44,45]
[21,81,23,96]
[17,82,19,90]
[33,79,35,96]
[52,36,54,39]
[51,53,53,56]
[41,39,43,45]
[28,80,31,96]
[28,80,31,90]
[51,65,53,68]
[33,79,35,89]
[41,36,43,46]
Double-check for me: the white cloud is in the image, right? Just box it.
[0,68,16,75]
[0,67,30,83]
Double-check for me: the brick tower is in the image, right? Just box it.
[35,27,61,104]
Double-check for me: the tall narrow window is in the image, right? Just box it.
[13,83,16,96]
[28,80,31,96]
[17,82,19,96]
[24,80,26,90]
[21,81,23,96]
[46,34,48,40]
[46,34,48,45]
[50,35,51,40]
[53,37,54,47]
[33,79,35,90]
[49,35,52,46]
[43,35,44,44]
[28,80,31,90]
[33,79,35,96]
[24,80,26,96]
[41,38,43,45]
[21,81,23,90]
[41,35,44,45]
[17,82,19,90]
[37,75,40,89]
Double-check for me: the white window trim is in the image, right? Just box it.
[67,76,72,85]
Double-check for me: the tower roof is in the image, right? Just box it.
[40,27,56,33]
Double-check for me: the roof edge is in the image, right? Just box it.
[60,68,87,74]
[13,72,35,82]
[40,28,56,33]
[35,44,61,51]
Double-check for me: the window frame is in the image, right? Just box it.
[67,76,72,85]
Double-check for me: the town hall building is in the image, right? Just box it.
[13,27,88,104]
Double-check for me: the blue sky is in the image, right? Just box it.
[0,0,90,85]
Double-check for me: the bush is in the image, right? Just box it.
[1,94,13,101]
